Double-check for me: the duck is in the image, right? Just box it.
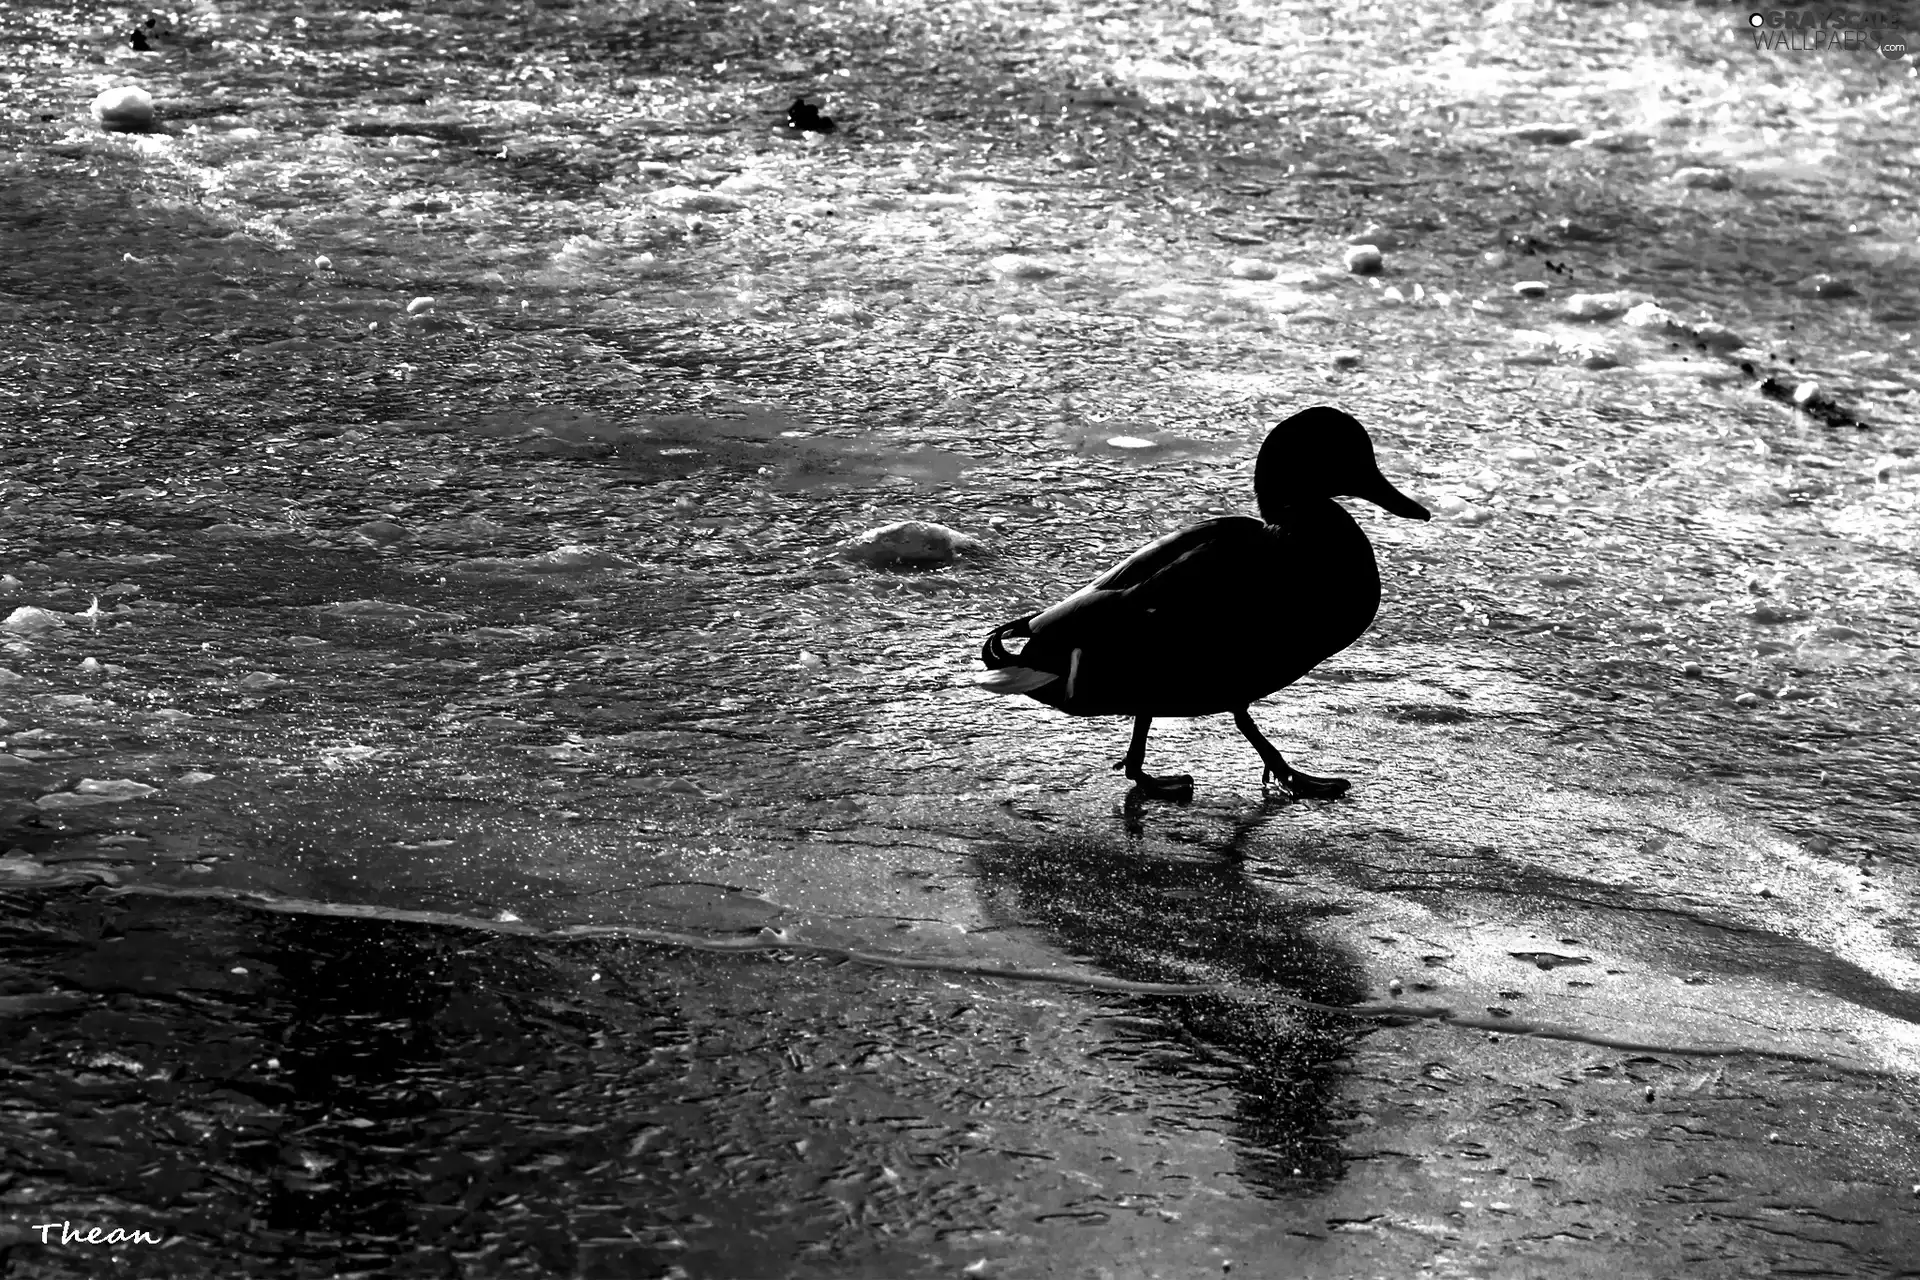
[977,406,1429,800]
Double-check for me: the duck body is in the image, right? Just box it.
[978,406,1427,799]
[983,507,1380,718]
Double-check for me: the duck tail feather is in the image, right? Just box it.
[980,617,1034,669]
[975,666,1057,695]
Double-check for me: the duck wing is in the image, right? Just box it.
[1029,517,1264,631]
[1086,517,1260,592]
[977,518,1276,707]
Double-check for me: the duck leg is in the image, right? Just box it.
[1112,715,1193,799]
[1232,708,1349,799]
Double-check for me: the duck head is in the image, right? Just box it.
[1253,406,1430,523]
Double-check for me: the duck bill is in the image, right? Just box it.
[1354,471,1431,521]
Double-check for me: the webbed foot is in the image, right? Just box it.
[1263,765,1350,800]
[1240,708,1351,801]
[1114,756,1193,800]
[1130,770,1195,800]
[1113,716,1192,801]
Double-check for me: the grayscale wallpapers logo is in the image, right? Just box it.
[1746,9,1911,57]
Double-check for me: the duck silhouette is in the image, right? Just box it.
[978,406,1429,800]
